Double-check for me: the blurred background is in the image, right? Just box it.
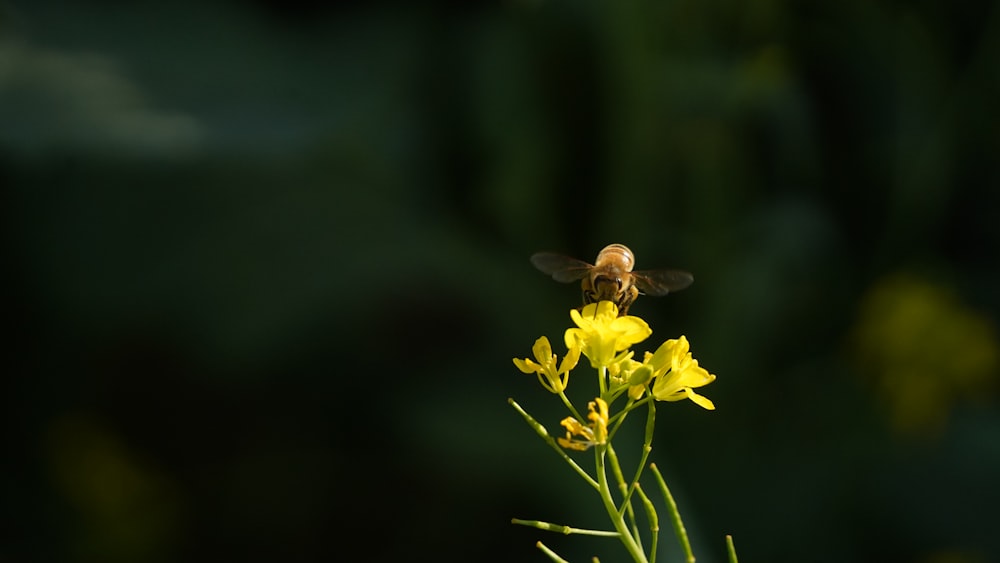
[3,0,999,561]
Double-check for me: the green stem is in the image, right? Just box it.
[596,445,648,563]
[606,443,643,551]
[606,398,635,442]
[535,541,571,563]
[634,483,659,563]
[609,395,654,425]
[726,534,738,563]
[650,463,695,563]
[604,382,631,406]
[511,518,620,537]
[557,390,585,422]
[508,398,599,490]
[619,399,656,516]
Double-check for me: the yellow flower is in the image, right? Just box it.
[557,398,609,451]
[649,336,716,410]
[564,301,652,368]
[513,336,581,393]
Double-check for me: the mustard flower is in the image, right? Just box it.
[564,301,652,368]
[649,336,716,409]
[513,336,581,394]
[557,398,610,451]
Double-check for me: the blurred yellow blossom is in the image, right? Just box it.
[853,274,999,437]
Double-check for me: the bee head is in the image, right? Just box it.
[593,275,623,300]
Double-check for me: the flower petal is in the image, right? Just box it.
[560,416,589,437]
[513,358,540,374]
[531,336,553,364]
[558,345,582,373]
[672,335,691,357]
[628,384,647,400]
[558,437,591,451]
[647,339,675,375]
[610,316,652,348]
[683,387,716,410]
[588,398,609,444]
[677,360,715,387]
[564,328,585,351]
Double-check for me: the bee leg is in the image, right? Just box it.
[580,279,597,307]
[617,286,639,316]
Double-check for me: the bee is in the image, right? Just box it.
[530,243,693,316]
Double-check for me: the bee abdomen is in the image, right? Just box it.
[595,243,635,272]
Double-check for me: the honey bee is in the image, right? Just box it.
[530,243,693,316]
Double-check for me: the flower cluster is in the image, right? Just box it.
[513,301,717,433]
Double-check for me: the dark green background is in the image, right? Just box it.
[4,1,999,561]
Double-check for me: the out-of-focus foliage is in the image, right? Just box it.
[3,0,999,562]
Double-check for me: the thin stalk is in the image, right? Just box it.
[634,483,659,563]
[596,445,648,563]
[535,541,571,563]
[606,398,635,442]
[620,399,656,515]
[557,390,585,422]
[650,463,695,563]
[609,395,653,425]
[511,519,620,537]
[508,398,599,490]
[606,443,643,552]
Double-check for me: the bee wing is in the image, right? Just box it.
[530,252,593,283]
[632,269,694,296]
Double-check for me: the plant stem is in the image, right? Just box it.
[536,541,571,563]
[607,443,643,550]
[511,518,620,537]
[620,399,656,516]
[508,398,599,490]
[557,390,585,422]
[635,483,659,563]
[596,445,648,563]
[650,463,695,563]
